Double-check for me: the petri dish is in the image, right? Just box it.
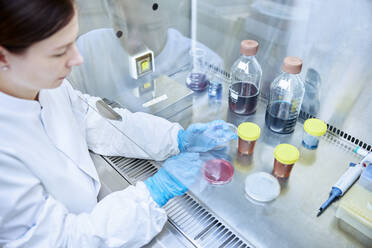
[204,122,238,149]
[203,159,234,185]
[245,172,280,202]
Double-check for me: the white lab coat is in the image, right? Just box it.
[0,80,182,247]
[68,28,223,112]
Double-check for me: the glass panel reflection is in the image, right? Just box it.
[70,0,222,118]
[196,0,372,143]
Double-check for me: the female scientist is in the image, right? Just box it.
[0,0,235,247]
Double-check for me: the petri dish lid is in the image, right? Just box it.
[238,122,261,141]
[203,159,234,185]
[204,122,238,147]
[304,118,327,136]
[274,144,300,165]
[245,172,280,202]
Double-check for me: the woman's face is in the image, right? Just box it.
[4,12,83,93]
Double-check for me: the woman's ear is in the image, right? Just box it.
[0,46,10,68]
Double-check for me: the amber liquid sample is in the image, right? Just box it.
[273,159,294,178]
[238,138,256,155]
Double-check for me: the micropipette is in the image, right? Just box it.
[317,162,364,217]
[317,146,371,217]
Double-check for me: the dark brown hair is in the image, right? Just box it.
[0,0,75,54]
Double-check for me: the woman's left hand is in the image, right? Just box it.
[178,120,238,152]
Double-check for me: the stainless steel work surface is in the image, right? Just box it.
[92,78,370,247]
[86,68,371,247]
[168,90,369,248]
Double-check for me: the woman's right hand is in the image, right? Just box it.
[144,153,202,207]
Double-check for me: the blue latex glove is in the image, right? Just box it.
[178,120,238,152]
[144,153,202,207]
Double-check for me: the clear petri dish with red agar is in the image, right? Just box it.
[203,159,234,185]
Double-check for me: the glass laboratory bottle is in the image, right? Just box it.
[229,40,262,115]
[265,56,305,134]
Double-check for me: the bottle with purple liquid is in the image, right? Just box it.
[229,40,262,115]
[265,56,305,134]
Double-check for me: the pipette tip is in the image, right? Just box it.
[355,146,369,157]
[316,210,323,217]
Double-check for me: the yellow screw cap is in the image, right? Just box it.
[304,118,327,137]
[274,144,300,165]
[238,122,261,141]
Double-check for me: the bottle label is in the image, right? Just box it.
[230,89,238,102]
[278,79,289,90]
[142,94,168,108]
[291,99,298,113]
[237,61,249,74]
[208,82,222,100]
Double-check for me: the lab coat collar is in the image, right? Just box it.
[0,90,41,113]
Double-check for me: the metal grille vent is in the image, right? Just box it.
[107,156,158,183]
[103,156,253,248]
